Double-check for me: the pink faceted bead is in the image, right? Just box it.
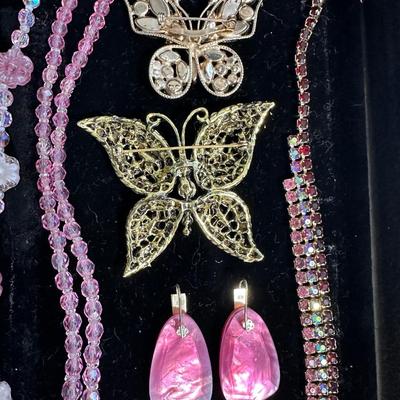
[54,93,71,109]
[52,165,67,181]
[89,14,105,30]
[36,140,52,158]
[39,194,56,211]
[53,111,69,128]
[48,34,65,50]
[83,344,102,365]
[52,20,68,36]
[82,389,100,400]
[94,0,111,16]
[62,0,79,9]
[37,87,53,102]
[72,51,88,68]
[61,292,79,311]
[86,321,104,342]
[83,367,101,387]
[65,64,81,80]
[64,221,81,240]
[42,211,60,230]
[11,30,30,48]
[52,252,69,270]
[64,313,83,332]
[37,175,51,192]
[78,38,94,55]
[52,148,66,163]
[62,379,83,400]
[65,334,83,355]
[45,49,62,67]
[55,271,74,291]
[49,231,67,250]
[51,129,68,146]
[84,25,100,41]
[71,240,88,258]
[219,307,280,400]
[35,104,52,120]
[36,158,52,174]
[57,202,74,220]
[77,259,95,277]
[42,66,59,84]
[149,314,212,400]
[66,357,84,377]
[54,182,70,201]
[35,122,51,138]
[81,278,99,298]
[84,300,102,320]
[60,78,76,95]
[56,7,73,24]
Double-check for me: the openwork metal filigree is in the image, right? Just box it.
[124,0,263,98]
[78,101,274,277]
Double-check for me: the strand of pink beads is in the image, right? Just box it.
[0,1,40,361]
[0,0,40,213]
[35,1,113,399]
[283,1,340,399]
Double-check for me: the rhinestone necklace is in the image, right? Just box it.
[283,0,340,398]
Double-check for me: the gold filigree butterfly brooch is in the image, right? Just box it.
[124,0,263,98]
[78,101,274,277]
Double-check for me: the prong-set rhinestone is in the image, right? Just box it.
[283,0,340,399]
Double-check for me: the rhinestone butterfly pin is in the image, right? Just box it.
[124,0,263,98]
[78,101,274,277]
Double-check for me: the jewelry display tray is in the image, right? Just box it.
[0,0,396,399]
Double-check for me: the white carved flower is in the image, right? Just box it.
[0,381,12,400]
[0,152,20,193]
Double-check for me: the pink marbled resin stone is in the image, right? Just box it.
[0,48,33,89]
[219,307,280,400]
[149,314,213,400]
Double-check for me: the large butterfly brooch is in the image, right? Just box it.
[124,0,263,98]
[78,101,274,277]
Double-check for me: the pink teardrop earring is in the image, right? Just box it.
[149,285,213,400]
[219,280,281,400]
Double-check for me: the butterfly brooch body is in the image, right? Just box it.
[124,0,263,98]
[78,101,274,277]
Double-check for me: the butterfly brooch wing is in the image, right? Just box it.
[195,0,263,96]
[124,0,264,98]
[78,116,185,276]
[78,101,274,276]
[192,101,274,262]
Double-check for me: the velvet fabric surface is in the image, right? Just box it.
[0,0,387,399]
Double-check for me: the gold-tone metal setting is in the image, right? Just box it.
[124,0,264,98]
[234,279,254,331]
[78,101,275,277]
[171,285,188,338]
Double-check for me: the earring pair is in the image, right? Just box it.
[149,281,280,400]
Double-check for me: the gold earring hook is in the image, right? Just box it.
[171,284,188,338]
[234,279,254,332]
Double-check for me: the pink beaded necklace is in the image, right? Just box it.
[35,0,113,398]
[0,0,40,298]
[34,0,340,399]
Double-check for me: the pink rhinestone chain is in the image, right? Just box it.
[35,0,114,399]
[283,0,340,399]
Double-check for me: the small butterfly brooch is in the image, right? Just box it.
[124,0,263,98]
[78,101,274,277]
